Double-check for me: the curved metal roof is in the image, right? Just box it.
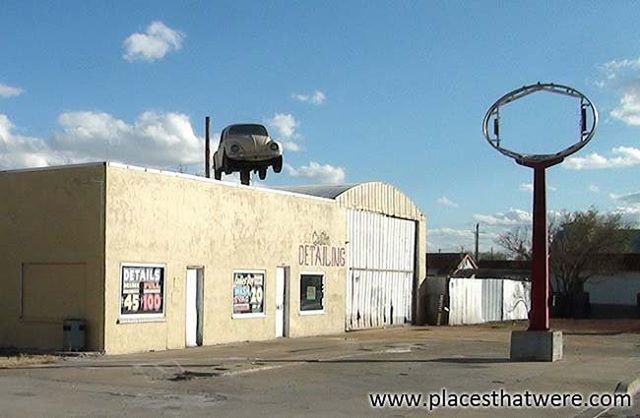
[273,182,424,221]
[272,184,359,199]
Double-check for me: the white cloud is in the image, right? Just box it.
[564,146,640,170]
[589,184,600,193]
[519,182,555,192]
[292,90,326,105]
[428,228,475,253]
[437,196,458,208]
[430,227,474,239]
[267,113,298,138]
[519,183,534,192]
[0,110,211,172]
[610,88,640,126]
[608,190,640,227]
[611,205,640,227]
[599,58,640,81]
[428,227,499,253]
[0,83,24,98]
[610,191,640,205]
[285,161,345,184]
[473,208,532,226]
[266,113,301,152]
[123,21,185,62]
[54,111,203,167]
[0,114,68,169]
[596,57,640,127]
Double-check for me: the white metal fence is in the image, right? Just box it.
[448,278,531,325]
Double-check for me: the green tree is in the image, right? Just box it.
[550,209,631,297]
[495,208,632,316]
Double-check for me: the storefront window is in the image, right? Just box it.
[300,273,324,312]
[232,271,265,317]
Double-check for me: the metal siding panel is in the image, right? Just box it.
[377,271,383,327]
[346,208,416,329]
[502,280,531,321]
[481,279,503,322]
[364,272,371,328]
[449,279,484,325]
[358,272,365,328]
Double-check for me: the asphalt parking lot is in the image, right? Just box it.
[1,320,639,417]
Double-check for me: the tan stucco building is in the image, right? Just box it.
[0,163,426,354]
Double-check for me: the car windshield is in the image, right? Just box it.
[228,124,268,136]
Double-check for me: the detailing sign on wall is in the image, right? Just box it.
[120,264,165,317]
[233,271,265,315]
[298,230,346,267]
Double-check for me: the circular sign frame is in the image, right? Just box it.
[482,82,598,165]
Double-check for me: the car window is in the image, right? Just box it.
[228,125,268,136]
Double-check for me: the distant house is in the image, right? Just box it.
[427,252,477,279]
[583,254,640,318]
[425,253,477,325]
[475,259,531,281]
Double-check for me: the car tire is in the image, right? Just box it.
[240,170,250,185]
[258,168,267,180]
[273,156,283,173]
[214,168,221,180]
[223,153,233,175]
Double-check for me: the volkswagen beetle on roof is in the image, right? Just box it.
[213,123,283,183]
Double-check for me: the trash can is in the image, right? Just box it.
[62,319,86,351]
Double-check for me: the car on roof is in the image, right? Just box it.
[213,123,283,183]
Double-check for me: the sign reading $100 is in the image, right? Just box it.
[121,264,165,317]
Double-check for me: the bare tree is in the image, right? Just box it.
[495,225,533,261]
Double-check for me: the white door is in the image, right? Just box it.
[186,268,198,347]
[275,266,287,337]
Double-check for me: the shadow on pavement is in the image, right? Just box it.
[1,356,511,371]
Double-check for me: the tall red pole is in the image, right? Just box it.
[528,163,550,331]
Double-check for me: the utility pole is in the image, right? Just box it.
[205,116,211,178]
[474,223,479,261]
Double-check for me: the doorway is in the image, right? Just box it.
[275,266,289,338]
[186,267,204,347]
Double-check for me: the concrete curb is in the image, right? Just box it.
[615,376,640,396]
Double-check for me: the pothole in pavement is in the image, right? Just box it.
[108,391,228,409]
[169,370,222,381]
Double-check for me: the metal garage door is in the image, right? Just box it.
[346,210,416,330]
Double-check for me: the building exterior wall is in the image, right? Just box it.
[0,165,105,350]
[585,273,640,305]
[104,165,347,354]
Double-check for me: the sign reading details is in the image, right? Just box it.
[121,265,165,317]
[298,231,346,267]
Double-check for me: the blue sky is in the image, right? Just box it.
[2,1,640,252]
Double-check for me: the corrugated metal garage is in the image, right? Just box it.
[276,183,426,330]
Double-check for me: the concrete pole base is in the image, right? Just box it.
[510,330,563,362]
